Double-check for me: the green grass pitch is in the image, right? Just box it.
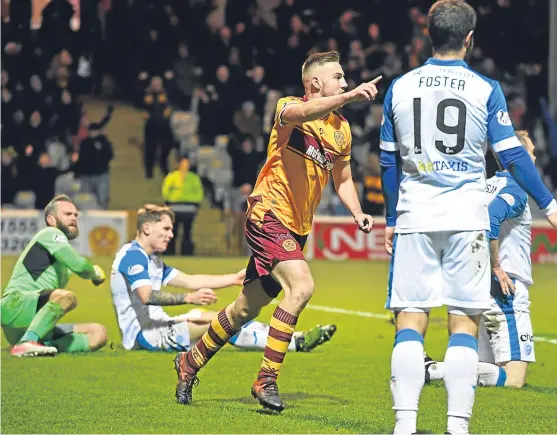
[2,256,557,434]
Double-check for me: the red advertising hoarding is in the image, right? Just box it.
[306,216,557,264]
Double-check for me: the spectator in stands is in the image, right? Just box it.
[162,155,204,256]
[233,100,262,140]
[359,152,384,217]
[1,147,19,205]
[244,65,268,113]
[227,134,265,252]
[24,110,48,156]
[33,152,74,209]
[26,74,47,114]
[40,0,74,54]
[75,122,114,210]
[141,74,177,178]
[197,65,235,144]
[173,42,202,111]
[1,87,19,149]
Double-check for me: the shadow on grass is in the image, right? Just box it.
[218,391,352,407]
[522,385,557,395]
[209,392,397,433]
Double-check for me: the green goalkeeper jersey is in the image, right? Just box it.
[3,226,97,295]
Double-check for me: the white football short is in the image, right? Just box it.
[478,279,535,363]
[386,231,491,311]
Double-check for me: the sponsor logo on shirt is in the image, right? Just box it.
[496,110,512,126]
[53,233,68,243]
[417,160,469,172]
[500,193,515,206]
[128,264,145,275]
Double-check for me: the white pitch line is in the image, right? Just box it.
[271,300,557,345]
[535,337,557,345]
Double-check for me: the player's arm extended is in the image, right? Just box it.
[281,94,351,125]
[166,269,245,291]
[281,77,381,125]
[379,150,401,227]
[487,84,557,226]
[332,160,363,216]
[379,79,401,229]
[487,196,513,269]
[487,195,521,294]
[53,245,97,279]
[136,285,217,306]
[497,147,556,216]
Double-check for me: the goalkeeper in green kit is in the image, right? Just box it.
[1,195,108,357]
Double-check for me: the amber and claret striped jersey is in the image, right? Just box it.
[247,96,352,236]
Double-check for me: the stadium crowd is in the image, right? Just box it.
[2,0,555,218]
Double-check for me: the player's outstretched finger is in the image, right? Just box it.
[370,75,383,85]
[385,243,393,255]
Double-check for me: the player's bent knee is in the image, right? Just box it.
[286,278,314,306]
[50,289,78,311]
[502,362,528,388]
[395,310,428,335]
[88,323,108,351]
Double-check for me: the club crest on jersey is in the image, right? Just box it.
[282,239,297,252]
[496,110,512,126]
[334,131,345,147]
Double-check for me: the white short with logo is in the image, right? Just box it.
[386,231,491,311]
[478,279,535,363]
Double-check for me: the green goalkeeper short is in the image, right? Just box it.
[0,290,72,345]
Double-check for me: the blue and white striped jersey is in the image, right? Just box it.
[110,240,178,349]
[380,58,522,233]
[486,172,532,286]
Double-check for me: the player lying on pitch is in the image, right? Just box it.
[1,194,108,357]
[425,130,539,389]
[110,204,336,353]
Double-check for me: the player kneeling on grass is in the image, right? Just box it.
[1,195,108,357]
[426,131,539,389]
[109,204,336,353]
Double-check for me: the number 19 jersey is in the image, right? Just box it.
[380,58,522,234]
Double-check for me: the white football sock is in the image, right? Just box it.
[477,362,506,387]
[427,361,445,381]
[229,320,297,351]
[444,333,479,435]
[427,360,507,388]
[391,328,425,435]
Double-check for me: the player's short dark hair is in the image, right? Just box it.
[428,0,477,54]
[136,204,175,231]
[302,51,340,78]
[44,194,75,224]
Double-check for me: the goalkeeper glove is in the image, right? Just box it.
[92,265,106,286]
